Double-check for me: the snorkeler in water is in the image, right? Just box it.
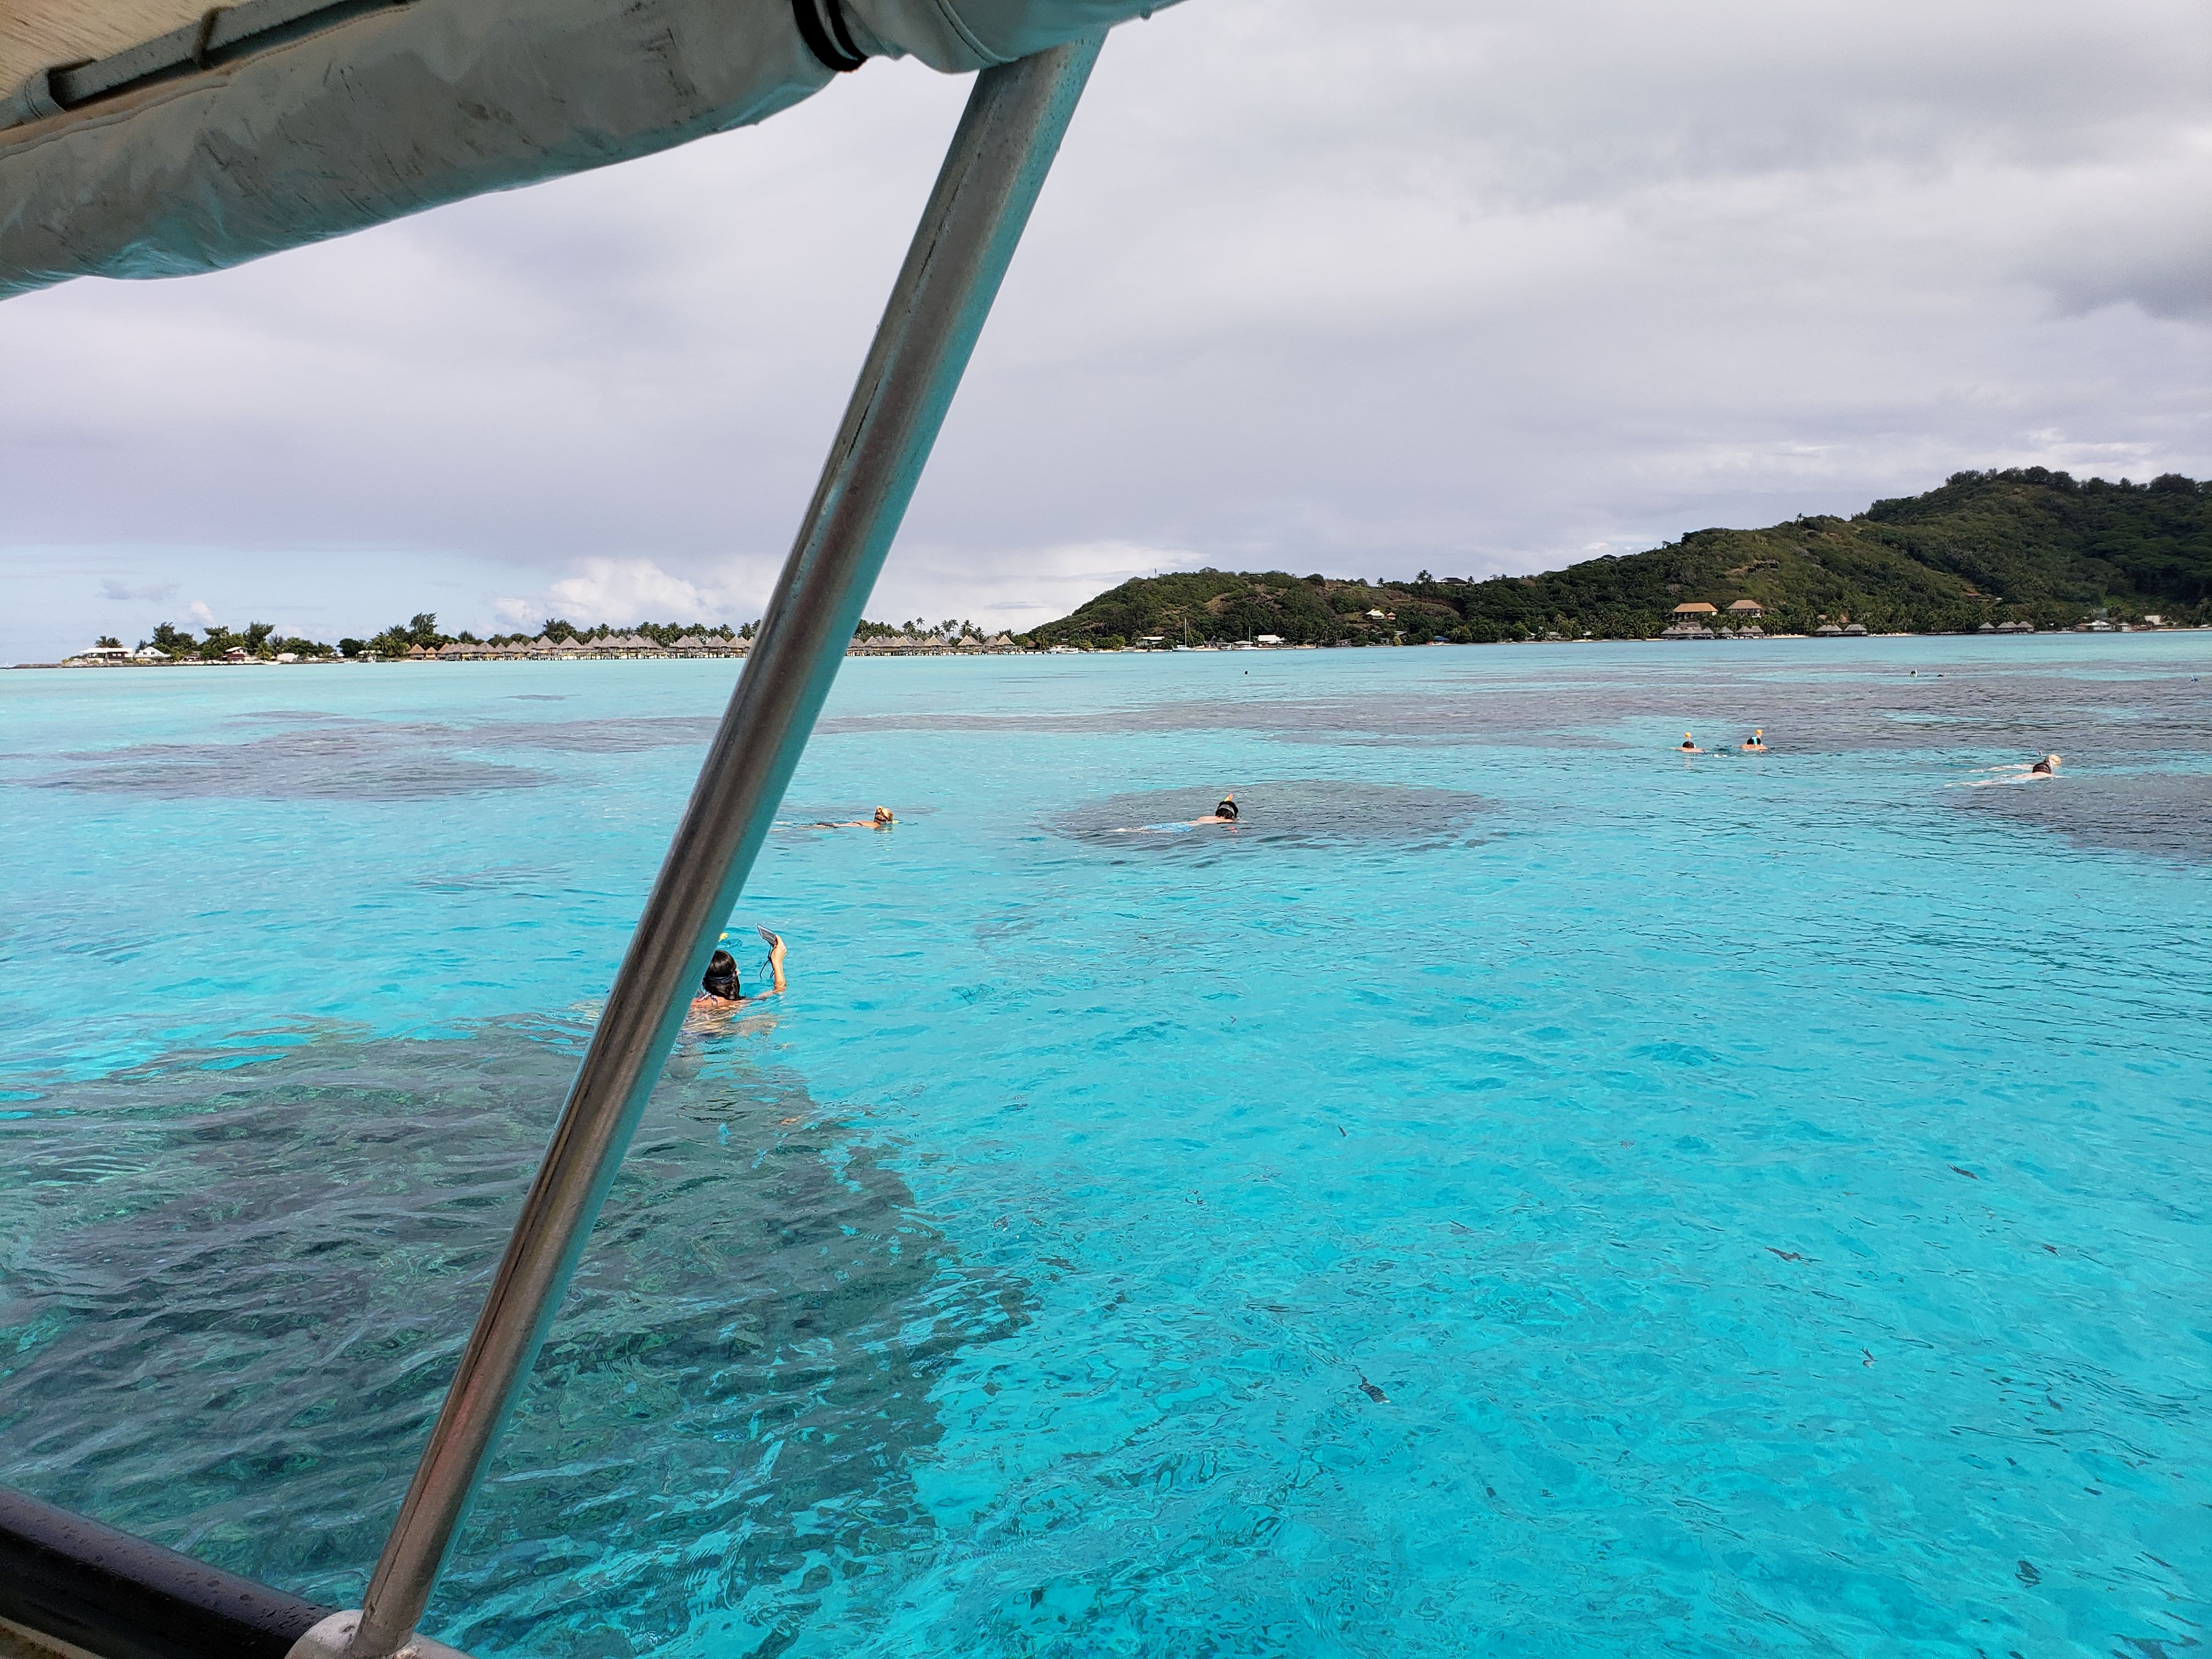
[1961,753,2062,788]
[810,806,896,828]
[1111,792,1241,833]
[1679,732,1703,754]
[1742,729,1767,752]
[691,926,787,1011]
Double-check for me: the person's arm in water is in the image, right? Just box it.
[757,928,788,996]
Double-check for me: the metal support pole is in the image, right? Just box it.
[343,35,1103,1659]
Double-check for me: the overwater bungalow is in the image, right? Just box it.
[1661,602,1719,640]
[1660,601,1720,640]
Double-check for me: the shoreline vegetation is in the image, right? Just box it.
[1026,468,2211,649]
[31,467,2212,668]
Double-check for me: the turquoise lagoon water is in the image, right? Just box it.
[1,638,2207,1658]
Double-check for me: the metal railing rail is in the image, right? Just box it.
[341,35,1104,1659]
[0,1483,332,1659]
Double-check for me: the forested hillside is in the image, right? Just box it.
[1028,469,2211,645]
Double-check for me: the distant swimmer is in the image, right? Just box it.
[1111,792,1242,833]
[692,926,787,1011]
[811,806,896,828]
[1742,729,1767,752]
[1679,733,1703,754]
[1961,753,2062,788]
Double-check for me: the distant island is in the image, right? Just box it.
[61,615,757,665]
[1029,468,2211,646]
[52,613,1022,665]
[40,467,2211,667]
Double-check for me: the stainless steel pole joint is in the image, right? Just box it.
[294,1610,474,1659]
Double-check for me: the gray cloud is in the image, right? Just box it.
[2,0,2207,661]
[100,577,181,602]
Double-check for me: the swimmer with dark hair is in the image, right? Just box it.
[1741,729,1766,752]
[1961,753,2063,788]
[1679,732,1703,754]
[692,926,787,1011]
[1111,792,1241,833]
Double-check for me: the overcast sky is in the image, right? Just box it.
[4,0,2208,660]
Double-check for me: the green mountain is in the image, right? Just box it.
[1028,468,2211,645]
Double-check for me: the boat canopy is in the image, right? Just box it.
[0,0,1167,298]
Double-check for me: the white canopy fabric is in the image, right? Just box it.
[0,0,1169,299]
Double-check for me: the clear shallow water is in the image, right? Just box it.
[2,639,2208,1658]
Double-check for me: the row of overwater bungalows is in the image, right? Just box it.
[426,630,1026,660]
[426,634,741,660]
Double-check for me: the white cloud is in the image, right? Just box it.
[871,538,1205,631]
[491,595,548,629]
[497,556,759,629]
[186,599,216,625]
